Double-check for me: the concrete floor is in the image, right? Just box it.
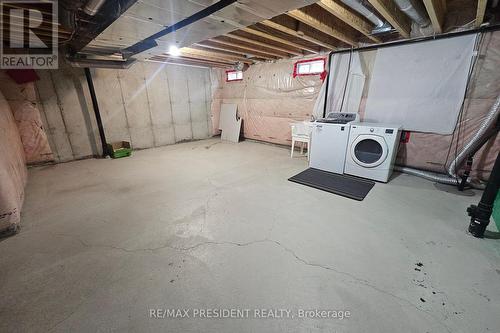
[1,138,499,333]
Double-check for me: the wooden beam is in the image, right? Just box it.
[208,38,285,58]
[180,47,252,64]
[261,19,337,50]
[287,9,358,47]
[226,28,303,56]
[475,0,488,28]
[366,0,411,38]
[422,0,446,33]
[317,0,381,43]
[194,42,275,60]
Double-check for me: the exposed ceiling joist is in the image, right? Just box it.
[475,0,488,28]
[423,0,446,33]
[180,47,253,64]
[237,28,304,55]
[195,42,275,60]
[260,19,337,50]
[317,0,382,43]
[242,25,318,53]
[366,0,411,38]
[150,56,231,68]
[287,8,358,47]
[208,38,286,58]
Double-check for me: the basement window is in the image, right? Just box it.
[293,58,326,79]
[226,70,243,82]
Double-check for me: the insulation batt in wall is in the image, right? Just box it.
[0,90,27,232]
[0,71,53,164]
[212,57,324,146]
[35,62,214,162]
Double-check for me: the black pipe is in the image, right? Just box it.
[468,151,500,238]
[84,67,109,157]
[123,0,238,57]
[322,52,333,118]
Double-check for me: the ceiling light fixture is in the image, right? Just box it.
[168,45,181,57]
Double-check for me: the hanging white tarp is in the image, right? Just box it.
[363,34,477,134]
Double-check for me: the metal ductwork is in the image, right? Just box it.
[393,0,430,27]
[83,0,107,16]
[339,0,392,34]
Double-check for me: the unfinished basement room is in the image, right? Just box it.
[1,0,500,332]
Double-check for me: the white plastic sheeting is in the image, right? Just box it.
[364,34,477,134]
[326,52,366,115]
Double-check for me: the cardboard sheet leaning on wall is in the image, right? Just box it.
[212,57,325,146]
[0,90,27,232]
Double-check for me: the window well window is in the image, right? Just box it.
[226,70,243,82]
[293,58,326,79]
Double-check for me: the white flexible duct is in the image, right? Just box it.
[396,94,500,188]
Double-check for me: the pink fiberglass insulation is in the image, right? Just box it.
[0,89,27,232]
[0,70,54,164]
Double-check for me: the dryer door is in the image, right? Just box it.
[350,135,388,168]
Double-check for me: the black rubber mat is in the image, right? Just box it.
[288,168,375,201]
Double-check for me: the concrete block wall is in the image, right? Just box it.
[35,62,214,162]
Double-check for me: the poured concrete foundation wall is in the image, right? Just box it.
[36,62,213,162]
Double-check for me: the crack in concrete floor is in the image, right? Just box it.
[54,233,452,332]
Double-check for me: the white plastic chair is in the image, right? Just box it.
[290,122,312,160]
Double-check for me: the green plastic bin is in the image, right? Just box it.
[107,141,132,159]
[493,190,500,231]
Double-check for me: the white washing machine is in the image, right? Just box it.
[309,113,358,174]
[344,123,402,182]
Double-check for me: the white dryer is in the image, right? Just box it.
[344,123,402,182]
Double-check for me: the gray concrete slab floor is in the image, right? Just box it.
[1,138,499,332]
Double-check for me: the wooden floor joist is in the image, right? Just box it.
[242,26,318,53]
[226,28,303,56]
[423,0,446,33]
[236,28,304,55]
[195,42,275,60]
[366,0,411,38]
[317,0,381,43]
[180,47,253,64]
[208,38,286,58]
[149,56,231,68]
[260,19,337,50]
[287,9,358,47]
